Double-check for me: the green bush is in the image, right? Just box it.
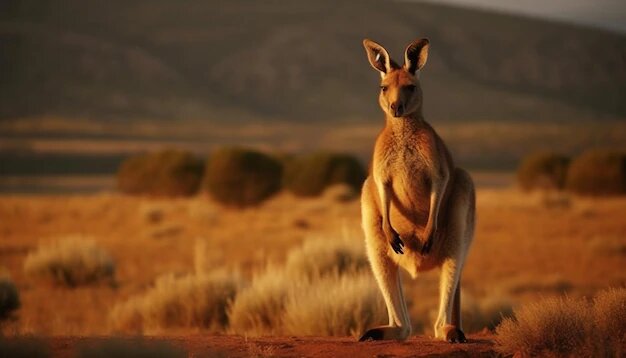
[517,151,569,190]
[0,272,20,319]
[117,149,204,197]
[24,237,115,287]
[203,148,283,207]
[565,149,626,196]
[284,152,366,197]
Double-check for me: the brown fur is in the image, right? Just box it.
[359,38,476,342]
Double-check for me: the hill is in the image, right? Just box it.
[1,0,625,123]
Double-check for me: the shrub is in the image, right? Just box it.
[24,237,115,287]
[284,152,366,197]
[284,237,369,279]
[0,272,20,320]
[517,151,569,190]
[110,271,241,333]
[565,149,626,196]
[0,337,49,358]
[228,268,293,335]
[281,273,386,337]
[495,296,592,356]
[77,338,186,358]
[203,148,283,207]
[591,288,626,356]
[117,149,204,197]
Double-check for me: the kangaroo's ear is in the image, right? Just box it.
[404,38,429,74]
[363,39,392,75]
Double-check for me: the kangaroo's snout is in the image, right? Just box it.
[390,102,404,117]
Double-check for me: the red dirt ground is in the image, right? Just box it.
[45,333,497,357]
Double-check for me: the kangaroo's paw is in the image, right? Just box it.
[390,232,404,255]
[359,326,410,342]
[443,325,467,343]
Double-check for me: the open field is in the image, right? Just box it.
[1,186,625,339]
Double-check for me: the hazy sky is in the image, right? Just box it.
[415,0,626,33]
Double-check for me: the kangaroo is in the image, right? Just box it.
[359,38,475,343]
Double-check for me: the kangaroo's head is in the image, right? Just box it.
[363,38,429,118]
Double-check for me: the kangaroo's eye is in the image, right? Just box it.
[380,86,388,92]
[406,85,416,92]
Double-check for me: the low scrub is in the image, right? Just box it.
[281,273,386,337]
[203,148,283,207]
[24,237,115,287]
[565,149,626,196]
[517,151,569,191]
[110,271,242,333]
[228,236,381,337]
[284,237,369,279]
[228,268,294,335]
[0,272,20,320]
[495,287,626,357]
[284,152,366,197]
[77,338,186,358]
[117,149,204,197]
[461,296,514,333]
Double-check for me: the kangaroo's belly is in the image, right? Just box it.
[388,167,431,242]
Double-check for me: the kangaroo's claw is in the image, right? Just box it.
[390,233,404,254]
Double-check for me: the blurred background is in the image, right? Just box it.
[0,0,625,351]
[1,0,625,192]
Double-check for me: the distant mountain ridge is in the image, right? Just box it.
[1,0,625,123]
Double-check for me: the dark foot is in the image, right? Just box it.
[444,325,467,343]
[359,326,410,342]
[359,327,385,341]
[390,232,404,255]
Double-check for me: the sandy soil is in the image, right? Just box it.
[44,333,496,357]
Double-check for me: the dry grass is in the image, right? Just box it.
[496,288,626,357]
[228,268,293,336]
[77,338,186,358]
[23,237,115,287]
[459,294,514,333]
[591,288,626,357]
[495,296,592,356]
[282,273,386,338]
[109,271,242,334]
[284,236,369,279]
[0,187,625,335]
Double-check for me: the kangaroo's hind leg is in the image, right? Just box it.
[359,177,411,341]
[434,169,475,343]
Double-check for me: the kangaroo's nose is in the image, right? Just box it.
[390,102,404,117]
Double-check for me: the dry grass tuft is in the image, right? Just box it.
[496,288,626,357]
[284,236,369,279]
[109,271,242,333]
[495,296,591,356]
[23,237,115,287]
[591,288,626,357]
[228,268,293,336]
[0,271,20,320]
[77,338,186,358]
[282,272,386,337]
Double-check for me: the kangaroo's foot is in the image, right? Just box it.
[359,325,410,341]
[442,324,467,343]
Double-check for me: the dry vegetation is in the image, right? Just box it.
[23,237,115,287]
[496,288,625,356]
[0,183,624,340]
